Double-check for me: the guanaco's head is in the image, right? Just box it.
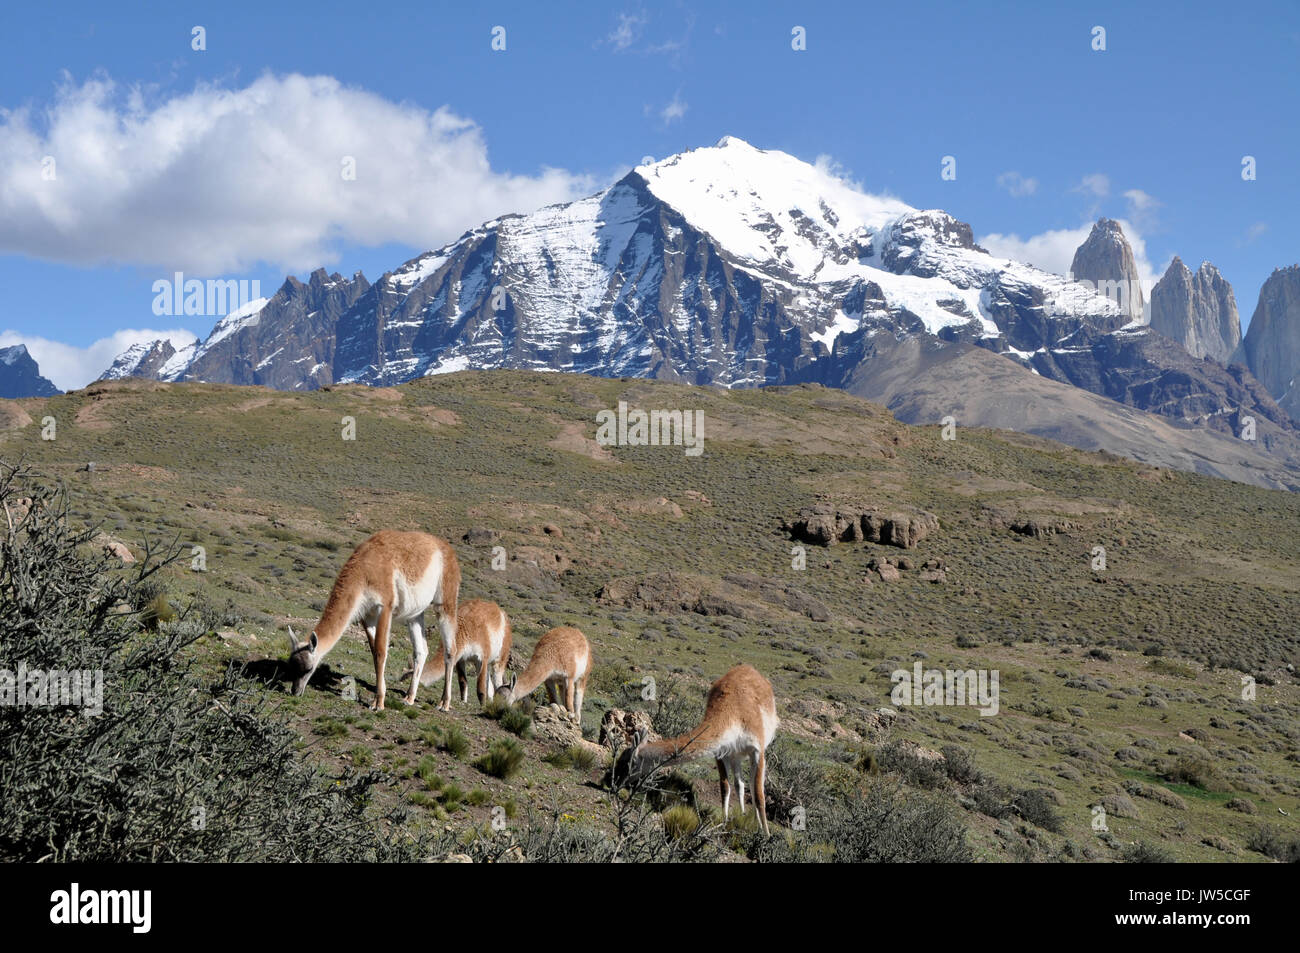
[495,670,519,704]
[285,625,320,696]
[611,727,653,788]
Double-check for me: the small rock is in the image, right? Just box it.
[463,527,500,546]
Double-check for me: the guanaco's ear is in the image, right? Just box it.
[508,671,517,691]
[287,626,299,651]
[632,728,649,750]
[308,631,319,653]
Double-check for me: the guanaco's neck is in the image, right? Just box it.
[639,722,724,764]
[312,581,359,657]
[510,657,556,699]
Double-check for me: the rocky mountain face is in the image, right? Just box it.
[182,269,370,389]
[1068,218,1145,323]
[0,344,60,398]
[97,137,1300,486]
[1149,257,1241,363]
[1238,266,1300,418]
[100,338,196,382]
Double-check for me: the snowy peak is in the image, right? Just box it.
[634,137,913,274]
[99,338,198,382]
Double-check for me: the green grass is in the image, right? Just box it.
[5,370,1298,863]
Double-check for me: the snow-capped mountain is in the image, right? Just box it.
[99,338,197,382]
[0,344,60,398]
[100,136,1299,483]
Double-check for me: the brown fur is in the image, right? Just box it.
[404,599,512,706]
[291,530,460,711]
[500,626,591,722]
[632,664,778,834]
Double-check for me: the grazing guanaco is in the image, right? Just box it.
[399,599,512,706]
[285,530,460,711]
[622,664,779,835]
[496,626,590,724]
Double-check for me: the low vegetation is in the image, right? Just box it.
[1,370,1297,862]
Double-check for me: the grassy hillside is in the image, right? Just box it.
[3,371,1298,862]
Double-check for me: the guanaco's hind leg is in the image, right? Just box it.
[572,671,588,724]
[436,602,457,712]
[754,747,769,836]
[456,659,470,703]
[370,605,394,711]
[403,616,428,705]
[563,676,576,719]
[717,758,731,820]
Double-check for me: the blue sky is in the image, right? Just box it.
[2,0,1297,387]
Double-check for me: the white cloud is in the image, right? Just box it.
[659,91,688,125]
[607,13,646,51]
[996,171,1038,197]
[0,327,198,391]
[978,218,1159,289]
[1072,173,1110,198]
[0,73,597,274]
[1244,221,1268,244]
[1123,188,1161,231]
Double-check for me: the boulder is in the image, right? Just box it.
[94,533,136,564]
[531,704,605,760]
[598,708,655,749]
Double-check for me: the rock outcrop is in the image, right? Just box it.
[598,708,655,749]
[1069,218,1145,324]
[1149,258,1242,363]
[784,502,939,549]
[1238,266,1300,417]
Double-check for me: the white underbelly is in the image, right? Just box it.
[390,554,443,621]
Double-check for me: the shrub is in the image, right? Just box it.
[544,745,600,772]
[661,805,701,841]
[0,463,427,862]
[758,779,973,863]
[1245,824,1300,862]
[1164,754,1230,792]
[498,707,533,739]
[940,745,983,785]
[1015,788,1065,832]
[877,740,947,790]
[475,738,525,780]
[439,725,470,759]
[1122,842,1175,863]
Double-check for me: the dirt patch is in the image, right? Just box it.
[549,421,615,462]
[233,396,276,413]
[0,403,33,430]
[73,400,116,431]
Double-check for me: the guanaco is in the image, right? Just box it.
[622,664,778,834]
[400,599,512,706]
[285,530,460,711]
[496,626,590,723]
